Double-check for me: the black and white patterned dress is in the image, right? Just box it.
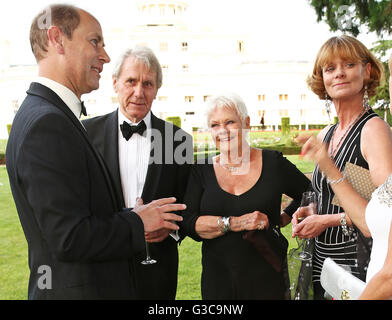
[312,109,377,290]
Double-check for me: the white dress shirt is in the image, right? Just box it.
[35,77,84,122]
[118,110,151,208]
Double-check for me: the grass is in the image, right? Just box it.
[0,166,29,300]
[0,147,314,300]
[0,140,7,154]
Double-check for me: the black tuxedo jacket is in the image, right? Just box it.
[6,83,146,299]
[83,110,193,299]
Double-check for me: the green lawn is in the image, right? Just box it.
[0,166,29,300]
[0,154,314,300]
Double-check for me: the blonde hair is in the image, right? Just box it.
[307,35,384,99]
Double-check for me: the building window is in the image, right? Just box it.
[159,42,168,52]
[181,42,188,51]
[300,94,306,100]
[159,4,165,16]
[279,94,288,101]
[203,95,211,102]
[182,64,189,72]
[158,96,168,102]
[169,4,175,15]
[161,64,169,72]
[258,94,266,101]
[186,112,195,115]
[12,100,19,114]
[238,40,244,53]
[185,96,194,103]
[111,96,118,104]
[279,109,288,116]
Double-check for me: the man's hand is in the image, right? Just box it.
[132,197,185,233]
[145,229,170,243]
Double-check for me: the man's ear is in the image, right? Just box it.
[112,76,118,93]
[47,26,64,54]
[245,116,250,129]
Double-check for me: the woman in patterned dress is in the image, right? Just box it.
[299,134,392,299]
[292,35,392,299]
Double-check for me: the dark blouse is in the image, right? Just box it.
[182,149,310,299]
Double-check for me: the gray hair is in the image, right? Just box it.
[112,45,163,88]
[206,93,249,127]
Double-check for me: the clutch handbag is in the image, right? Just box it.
[320,258,366,300]
[331,162,376,206]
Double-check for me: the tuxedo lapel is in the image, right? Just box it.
[141,113,163,203]
[103,110,125,207]
[27,82,119,210]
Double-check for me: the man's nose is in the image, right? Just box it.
[99,47,110,64]
[134,83,144,97]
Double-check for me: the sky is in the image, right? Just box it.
[0,0,382,66]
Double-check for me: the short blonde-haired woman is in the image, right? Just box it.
[182,93,310,299]
[292,35,392,299]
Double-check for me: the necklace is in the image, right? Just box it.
[217,149,251,173]
[328,107,368,158]
[220,163,242,173]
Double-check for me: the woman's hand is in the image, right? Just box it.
[297,135,336,176]
[231,211,269,232]
[292,212,330,239]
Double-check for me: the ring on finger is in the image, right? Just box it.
[257,221,265,230]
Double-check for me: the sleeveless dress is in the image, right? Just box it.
[182,150,310,299]
[312,109,378,291]
[365,174,392,284]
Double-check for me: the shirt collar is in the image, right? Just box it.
[36,77,83,120]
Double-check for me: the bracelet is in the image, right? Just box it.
[327,172,346,185]
[218,216,231,234]
[340,213,353,237]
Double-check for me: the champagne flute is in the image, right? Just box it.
[293,191,317,261]
[141,238,157,265]
[134,197,157,265]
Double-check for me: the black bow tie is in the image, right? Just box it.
[120,120,147,140]
[80,101,87,117]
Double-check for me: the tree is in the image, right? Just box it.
[308,0,392,37]
[308,0,392,110]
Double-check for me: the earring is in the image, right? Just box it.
[363,85,370,110]
[325,91,332,121]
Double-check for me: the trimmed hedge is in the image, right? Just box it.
[166,116,181,128]
[281,117,290,135]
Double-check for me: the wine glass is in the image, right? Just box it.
[141,239,157,265]
[292,191,317,261]
[134,197,157,265]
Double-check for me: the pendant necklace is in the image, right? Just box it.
[328,107,369,158]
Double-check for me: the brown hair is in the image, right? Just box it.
[307,35,384,99]
[30,4,81,61]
